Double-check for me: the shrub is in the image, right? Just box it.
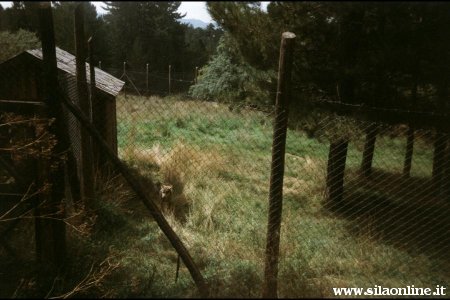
[189,34,275,105]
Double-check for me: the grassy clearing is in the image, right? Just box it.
[8,94,443,297]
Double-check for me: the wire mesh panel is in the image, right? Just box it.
[1,50,448,296]
[103,67,195,97]
[278,113,449,296]
[111,68,449,296]
[111,76,277,295]
[59,71,82,179]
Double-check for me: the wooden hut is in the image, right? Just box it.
[0,47,125,179]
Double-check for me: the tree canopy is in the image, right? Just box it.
[0,1,222,75]
[202,2,450,112]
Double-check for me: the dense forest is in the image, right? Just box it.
[0,2,449,298]
[2,1,450,112]
[192,2,450,113]
[0,1,222,74]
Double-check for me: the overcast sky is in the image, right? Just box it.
[0,1,270,23]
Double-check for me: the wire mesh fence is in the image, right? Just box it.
[107,66,449,295]
[103,66,196,97]
[0,32,448,297]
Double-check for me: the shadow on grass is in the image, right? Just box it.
[325,168,450,262]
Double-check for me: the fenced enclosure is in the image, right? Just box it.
[103,65,196,97]
[1,3,449,298]
[106,68,449,295]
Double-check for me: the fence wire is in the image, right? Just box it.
[105,69,449,296]
[1,51,448,297]
[103,67,195,97]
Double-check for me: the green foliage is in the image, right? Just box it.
[52,2,104,55]
[0,2,222,75]
[0,29,39,62]
[0,2,39,32]
[113,96,442,297]
[189,34,275,104]
[183,24,223,70]
[103,2,183,72]
[207,2,276,69]
[206,2,450,112]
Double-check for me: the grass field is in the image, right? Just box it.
[91,94,447,297]
[15,94,445,298]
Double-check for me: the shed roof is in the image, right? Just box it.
[26,47,125,97]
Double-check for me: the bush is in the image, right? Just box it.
[189,34,276,105]
[0,29,40,62]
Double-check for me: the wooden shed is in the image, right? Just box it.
[0,47,125,175]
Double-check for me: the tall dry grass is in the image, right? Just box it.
[78,94,450,297]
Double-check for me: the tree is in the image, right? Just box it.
[102,1,186,72]
[205,2,450,111]
[183,23,223,72]
[203,2,450,205]
[52,2,102,53]
[0,29,40,62]
[0,2,39,33]
[189,34,274,103]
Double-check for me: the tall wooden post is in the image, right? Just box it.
[262,32,295,299]
[194,66,198,84]
[36,0,67,270]
[146,63,149,93]
[75,3,94,202]
[88,37,101,172]
[60,89,209,297]
[168,64,172,95]
[403,83,417,178]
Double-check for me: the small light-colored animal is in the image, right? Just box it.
[155,180,189,223]
[158,182,174,210]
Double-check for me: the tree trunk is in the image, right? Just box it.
[441,140,450,201]
[403,126,415,177]
[326,139,349,205]
[432,132,447,192]
[361,123,378,177]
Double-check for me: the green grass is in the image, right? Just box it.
[57,94,448,297]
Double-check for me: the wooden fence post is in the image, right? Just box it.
[36,0,67,270]
[262,32,296,299]
[60,93,209,297]
[403,83,417,178]
[146,63,149,93]
[75,3,95,202]
[194,66,198,84]
[168,64,172,95]
[88,37,102,172]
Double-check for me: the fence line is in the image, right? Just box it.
[1,4,449,297]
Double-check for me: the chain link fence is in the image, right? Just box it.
[0,40,448,298]
[103,65,196,97]
[108,66,449,295]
